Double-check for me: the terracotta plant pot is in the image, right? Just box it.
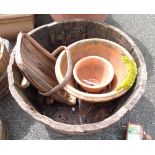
[55,38,137,103]
[50,14,109,22]
[73,56,114,93]
[0,14,34,40]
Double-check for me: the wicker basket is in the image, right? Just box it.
[8,20,147,135]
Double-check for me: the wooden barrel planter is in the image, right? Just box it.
[0,38,10,99]
[8,20,147,135]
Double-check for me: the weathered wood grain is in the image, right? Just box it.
[48,23,66,51]
[85,21,109,39]
[63,20,86,45]
[0,39,10,98]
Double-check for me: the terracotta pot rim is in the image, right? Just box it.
[73,56,114,90]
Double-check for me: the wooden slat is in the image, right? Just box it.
[63,20,86,45]
[48,23,66,51]
[0,38,10,98]
[0,44,9,76]
[85,21,109,39]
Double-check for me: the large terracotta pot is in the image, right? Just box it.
[0,14,34,40]
[55,39,137,103]
[50,14,109,22]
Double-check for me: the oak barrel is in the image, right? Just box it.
[8,20,147,135]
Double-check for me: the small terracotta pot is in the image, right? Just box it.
[50,14,109,22]
[73,56,114,93]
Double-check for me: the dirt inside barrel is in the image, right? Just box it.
[23,84,129,125]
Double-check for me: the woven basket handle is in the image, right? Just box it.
[40,46,73,96]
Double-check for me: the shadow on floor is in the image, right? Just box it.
[0,93,36,139]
